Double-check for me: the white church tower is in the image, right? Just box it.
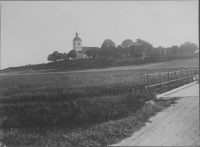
[73,32,82,52]
[72,32,84,59]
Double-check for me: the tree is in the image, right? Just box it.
[135,39,143,46]
[99,46,116,58]
[166,47,172,55]
[101,39,116,48]
[118,39,135,57]
[62,53,69,60]
[129,45,143,58]
[121,39,134,48]
[85,49,92,58]
[47,54,53,62]
[85,47,99,58]
[52,51,60,62]
[190,43,198,53]
[129,46,136,58]
[135,39,154,54]
[68,50,77,59]
[58,53,63,60]
[91,48,99,58]
[179,42,198,54]
[116,45,129,57]
[99,39,116,58]
[171,45,179,55]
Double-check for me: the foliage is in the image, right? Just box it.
[179,42,198,54]
[85,47,99,58]
[67,50,77,59]
[62,53,69,60]
[121,39,134,48]
[99,46,116,58]
[101,39,116,48]
[98,39,116,58]
[47,51,64,62]
[170,45,179,55]
[46,38,198,62]
[135,39,154,53]
[153,42,198,57]
[116,45,129,57]
[52,51,60,62]
[47,54,53,62]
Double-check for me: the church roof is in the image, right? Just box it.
[82,47,92,54]
[73,37,82,41]
[73,32,82,41]
[82,47,99,54]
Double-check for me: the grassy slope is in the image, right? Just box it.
[1,98,179,146]
[0,59,198,128]
[0,57,199,146]
[155,58,199,68]
[2,56,199,74]
[1,57,199,77]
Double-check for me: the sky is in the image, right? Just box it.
[1,1,199,69]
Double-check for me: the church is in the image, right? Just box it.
[72,32,98,59]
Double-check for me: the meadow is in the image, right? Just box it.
[0,69,148,127]
[0,66,198,146]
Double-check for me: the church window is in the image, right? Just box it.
[74,43,75,46]
[78,42,80,45]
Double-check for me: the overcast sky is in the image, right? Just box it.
[1,1,198,69]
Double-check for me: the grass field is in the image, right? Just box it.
[0,57,199,146]
[1,98,179,146]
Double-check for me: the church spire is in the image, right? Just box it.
[73,32,81,41]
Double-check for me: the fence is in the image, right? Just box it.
[145,68,199,100]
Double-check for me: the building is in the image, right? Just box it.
[72,32,98,59]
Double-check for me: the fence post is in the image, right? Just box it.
[168,72,170,90]
[147,74,150,101]
[181,70,183,85]
[175,71,177,87]
[159,73,162,93]
[187,70,189,83]
[191,69,193,82]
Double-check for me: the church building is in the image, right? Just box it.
[72,32,98,59]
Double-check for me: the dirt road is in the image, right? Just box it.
[112,83,199,146]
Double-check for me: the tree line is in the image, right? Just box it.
[47,50,77,62]
[47,39,198,62]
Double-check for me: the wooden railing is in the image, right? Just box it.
[145,68,199,100]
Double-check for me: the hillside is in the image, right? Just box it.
[2,55,199,74]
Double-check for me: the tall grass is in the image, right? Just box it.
[0,68,197,128]
[0,71,148,127]
[1,98,179,146]
[0,67,197,146]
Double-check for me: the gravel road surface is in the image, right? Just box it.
[112,83,199,146]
